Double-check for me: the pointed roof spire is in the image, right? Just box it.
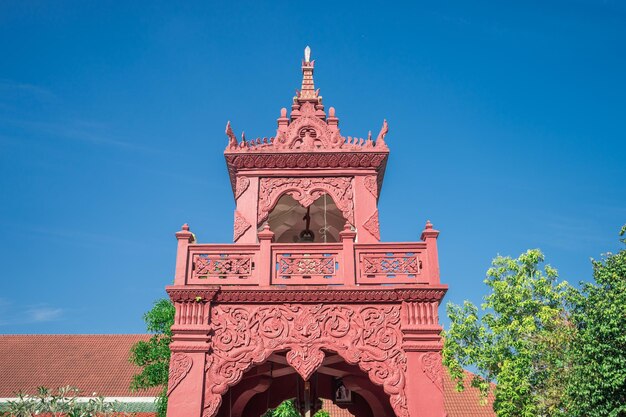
[298,45,318,101]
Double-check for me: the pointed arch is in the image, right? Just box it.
[258,177,354,226]
[201,304,409,417]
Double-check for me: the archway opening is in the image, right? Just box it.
[265,194,345,243]
[214,350,393,417]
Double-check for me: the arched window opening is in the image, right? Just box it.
[216,349,387,417]
[265,194,345,243]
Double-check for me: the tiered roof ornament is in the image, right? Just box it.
[226,47,388,153]
[223,47,394,243]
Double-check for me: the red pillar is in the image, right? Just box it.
[339,223,357,286]
[402,300,446,417]
[165,291,216,417]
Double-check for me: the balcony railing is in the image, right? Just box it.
[173,223,440,287]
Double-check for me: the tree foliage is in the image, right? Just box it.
[442,249,573,417]
[567,226,626,417]
[261,399,330,417]
[129,299,175,417]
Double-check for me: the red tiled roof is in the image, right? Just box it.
[0,335,494,416]
[0,335,160,397]
[444,370,495,417]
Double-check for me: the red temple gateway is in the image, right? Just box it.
[166,47,448,417]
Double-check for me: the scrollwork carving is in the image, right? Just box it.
[233,211,251,242]
[234,176,250,200]
[258,177,353,225]
[422,352,444,393]
[363,210,381,240]
[364,175,378,197]
[202,304,409,417]
[274,102,344,150]
[167,353,193,395]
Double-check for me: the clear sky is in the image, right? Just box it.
[0,1,624,333]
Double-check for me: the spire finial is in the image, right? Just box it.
[299,46,317,101]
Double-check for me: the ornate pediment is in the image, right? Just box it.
[274,102,343,150]
[224,48,389,154]
[224,111,388,153]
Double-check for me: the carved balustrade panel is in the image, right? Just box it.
[182,242,439,287]
[187,245,260,285]
[202,304,409,417]
[355,244,429,285]
[272,244,344,285]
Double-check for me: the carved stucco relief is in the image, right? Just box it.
[364,175,378,197]
[202,304,408,417]
[363,209,381,241]
[274,102,344,150]
[258,177,354,225]
[233,211,251,242]
[167,353,193,395]
[421,352,444,393]
[234,176,250,200]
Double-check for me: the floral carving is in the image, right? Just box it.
[224,103,389,153]
[233,211,251,242]
[421,352,444,393]
[167,353,193,395]
[276,253,336,280]
[274,102,344,150]
[224,153,388,193]
[234,176,250,200]
[202,304,408,417]
[363,210,381,240]
[364,175,378,197]
[258,177,353,225]
[361,253,421,278]
[193,254,252,280]
[167,287,447,304]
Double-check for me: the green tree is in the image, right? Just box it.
[261,399,330,417]
[567,226,626,417]
[129,299,175,417]
[262,399,300,417]
[442,249,574,417]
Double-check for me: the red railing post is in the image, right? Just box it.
[257,223,275,286]
[339,223,357,286]
[420,220,440,284]
[174,223,195,285]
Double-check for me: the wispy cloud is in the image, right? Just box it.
[0,300,64,326]
[26,306,64,322]
[0,79,163,154]
[0,79,57,101]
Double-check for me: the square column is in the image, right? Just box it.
[401,301,446,417]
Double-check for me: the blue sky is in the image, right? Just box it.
[0,1,624,333]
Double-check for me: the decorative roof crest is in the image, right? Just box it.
[225,47,389,153]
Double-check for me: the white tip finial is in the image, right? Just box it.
[304,46,311,63]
